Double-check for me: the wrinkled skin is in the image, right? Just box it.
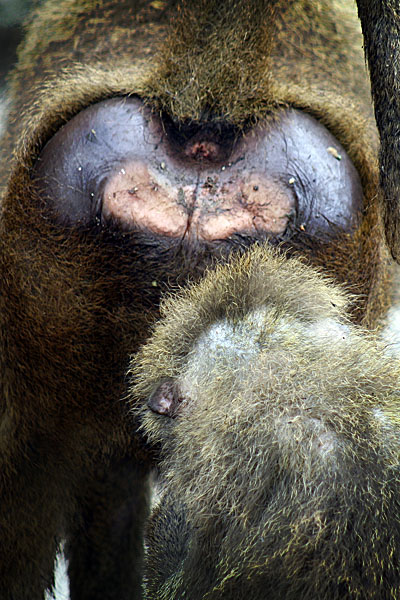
[0,0,397,598]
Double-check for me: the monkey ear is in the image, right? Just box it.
[147,380,183,418]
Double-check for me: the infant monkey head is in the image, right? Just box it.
[130,245,400,600]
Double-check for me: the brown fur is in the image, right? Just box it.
[0,0,396,598]
[131,245,400,599]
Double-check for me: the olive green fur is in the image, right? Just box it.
[131,246,400,599]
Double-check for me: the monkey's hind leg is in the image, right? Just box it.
[66,458,152,600]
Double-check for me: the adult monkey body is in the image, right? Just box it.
[0,1,398,599]
[132,246,400,599]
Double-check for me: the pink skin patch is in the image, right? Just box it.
[102,162,292,240]
[101,109,297,240]
[103,162,187,237]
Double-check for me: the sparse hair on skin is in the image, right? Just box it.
[130,245,400,600]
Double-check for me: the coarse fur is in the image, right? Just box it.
[1,0,390,324]
[130,245,400,599]
[0,0,398,598]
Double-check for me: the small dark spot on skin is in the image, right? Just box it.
[205,176,217,190]
[253,185,259,191]
[86,129,98,143]
[177,188,186,207]
[286,209,296,219]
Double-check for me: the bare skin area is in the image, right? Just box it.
[33,97,362,242]
[102,161,292,239]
